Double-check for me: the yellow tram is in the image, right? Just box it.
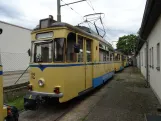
[0,61,7,121]
[113,51,124,72]
[0,29,19,121]
[123,55,129,67]
[0,53,19,121]
[24,16,115,110]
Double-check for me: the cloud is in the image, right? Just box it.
[0,0,146,48]
[0,4,21,18]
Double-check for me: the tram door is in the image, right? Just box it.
[85,38,93,89]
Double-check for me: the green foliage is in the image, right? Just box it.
[7,96,24,111]
[116,34,137,55]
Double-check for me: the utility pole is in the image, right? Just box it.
[57,0,86,22]
[57,0,61,22]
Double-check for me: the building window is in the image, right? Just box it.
[142,52,143,66]
[149,48,151,67]
[157,43,160,71]
[152,47,154,68]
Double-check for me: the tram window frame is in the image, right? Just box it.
[114,54,118,61]
[106,51,110,61]
[110,52,113,61]
[122,55,124,61]
[53,38,66,62]
[66,32,77,62]
[118,54,120,61]
[33,40,53,63]
[99,49,104,62]
[86,39,92,62]
[78,35,84,62]
[103,51,106,61]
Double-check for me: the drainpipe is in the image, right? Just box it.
[139,36,149,88]
[146,40,150,88]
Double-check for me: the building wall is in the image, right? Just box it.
[147,16,161,102]
[0,21,31,72]
[136,53,141,69]
[137,16,161,103]
[137,43,147,79]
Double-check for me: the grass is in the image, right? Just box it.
[7,96,24,111]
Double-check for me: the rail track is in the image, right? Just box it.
[19,95,83,121]
[19,84,105,121]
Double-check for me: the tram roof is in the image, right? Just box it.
[33,22,114,51]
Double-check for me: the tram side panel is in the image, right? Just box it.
[114,61,123,72]
[92,41,114,88]
[0,65,7,121]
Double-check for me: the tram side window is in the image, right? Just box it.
[78,36,83,62]
[103,52,106,61]
[86,39,92,62]
[106,51,109,61]
[110,53,113,61]
[117,54,120,61]
[118,54,120,61]
[54,38,65,62]
[34,41,52,63]
[67,33,76,62]
[99,50,104,62]
[121,55,124,61]
[114,54,119,61]
[114,54,117,61]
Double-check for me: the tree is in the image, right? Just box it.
[116,34,137,55]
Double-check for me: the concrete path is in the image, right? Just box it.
[60,67,161,121]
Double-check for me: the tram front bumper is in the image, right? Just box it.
[24,91,63,110]
[29,91,63,98]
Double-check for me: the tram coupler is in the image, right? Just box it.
[24,94,40,110]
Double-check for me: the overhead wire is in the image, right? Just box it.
[61,0,92,29]
[61,0,84,21]
[86,0,96,13]
[61,0,113,41]
[85,0,110,39]
[85,0,115,45]
[86,0,113,41]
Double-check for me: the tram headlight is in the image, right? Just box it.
[38,79,44,87]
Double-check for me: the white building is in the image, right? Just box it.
[0,21,31,72]
[136,0,161,103]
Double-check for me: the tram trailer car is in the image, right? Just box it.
[24,16,115,110]
[123,55,129,68]
[113,51,124,72]
[0,35,19,121]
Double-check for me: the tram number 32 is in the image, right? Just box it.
[31,72,35,79]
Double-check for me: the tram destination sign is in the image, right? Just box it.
[36,32,53,39]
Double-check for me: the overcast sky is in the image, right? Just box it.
[0,0,146,48]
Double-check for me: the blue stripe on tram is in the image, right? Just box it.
[0,71,3,75]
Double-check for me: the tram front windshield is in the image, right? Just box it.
[32,38,65,63]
